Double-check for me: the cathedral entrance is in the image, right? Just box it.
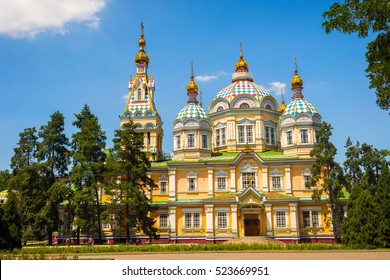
[244,214,260,236]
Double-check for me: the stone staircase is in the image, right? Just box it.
[224,236,286,246]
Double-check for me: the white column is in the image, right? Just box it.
[256,120,261,139]
[146,172,151,199]
[231,205,238,236]
[168,168,176,201]
[285,165,292,194]
[265,205,273,236]
[208,167,214,196]
[169,206,177,236]
[289,203,299,235]
[230,166,236,192]
[205,204,214,237]
[262,166,269,193]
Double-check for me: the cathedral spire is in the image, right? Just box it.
[235,40,248,72]
[291,55,304,99]
[134,21,150,66]
[186,62,199,104]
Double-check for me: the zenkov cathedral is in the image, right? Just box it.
[58,24,346,244]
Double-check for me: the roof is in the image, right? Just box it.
[283,98,318,117]
[213,80,270,103]
[176,103,208,121]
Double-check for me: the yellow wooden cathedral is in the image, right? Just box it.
[117,24,345,244]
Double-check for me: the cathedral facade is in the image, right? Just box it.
[119,25,343,244]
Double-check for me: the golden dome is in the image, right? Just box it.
[186,79,198,93]
[235,52,248,71]
[280,101,286,114]
[291,70,303,88]
[138,36,146,47]
[134,50,150,65]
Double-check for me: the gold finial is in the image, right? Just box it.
[243,143,254,153]
[235,41,248,71]
[280,91,286,114]
[135,21,149,65]
[141,21,144,36]
[186,62,198,93]
[291,54,303,88]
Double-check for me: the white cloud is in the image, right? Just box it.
[0,0,107,38]
[123,94,128,100]
[195,75,218,82]
[268,81,287,95]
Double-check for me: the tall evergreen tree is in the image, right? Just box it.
[36,111,70,245]
[70,104,106,244]
[11,127,38,170]
[343,139,389,247]
[1,191,23,250]
[307,122,345,242]
[107,120,158,242]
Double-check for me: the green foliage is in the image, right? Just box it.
[106,120,158,241]
[0,191,23,250]
[342,187,387,248]
[307,122,345,240]
[0,170,11,190]
[70,104,107,244]
[343,139,390,247]
[11,127,38,170]
[322,0,390,111]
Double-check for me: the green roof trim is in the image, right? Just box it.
[151,202,168,205]
[256,151,300,161]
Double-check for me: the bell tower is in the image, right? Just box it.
[121,22,164,161]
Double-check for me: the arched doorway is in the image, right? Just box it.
[244,214,260,236]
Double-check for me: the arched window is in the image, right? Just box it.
[137,88,142,100]
[217,106,224,112]
[240,103,250,109]
[265,104,272,110]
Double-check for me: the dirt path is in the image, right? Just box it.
[77,250,390,260]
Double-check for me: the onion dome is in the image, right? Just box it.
[213,80,270,102]
[134,22,150,65]
[280,96,286,114]
[236,51,248,71]
[283,98,318,117]
[186,78,198,93]
[291,69,303,88]
[176,103,208,120]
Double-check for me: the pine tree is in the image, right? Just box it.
[107,120,158,242]
[36,111,70,245]
[2,191,23,250]
[11,127,38,170]
[70,104,106,244]
[307,122,345,242]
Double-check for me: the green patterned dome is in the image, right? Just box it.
[176,103,208,121]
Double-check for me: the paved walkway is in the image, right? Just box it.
[77,250,390,260]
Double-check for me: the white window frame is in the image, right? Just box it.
[237,125,254,144]
[182,208,203,229]
[300,128,309,144]
[158,213,169,228]
[286,130,293,145]
[265,126,276,145]
[160,181,167,194]
[201,134,208,149]
[302,168,311,189]
[215,208,230,229]
[187,171,198,192]
[300,207,322,229]
[175,134,181,149]
[273,207,289,229]
[269,168,283,191]
[215,169,228,192]
[187,133,195,148]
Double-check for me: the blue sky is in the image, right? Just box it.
[0,0,388,170]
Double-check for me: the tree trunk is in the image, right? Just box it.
[95,186,102,244]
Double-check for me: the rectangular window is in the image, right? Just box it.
[184,212,201,229]
[272,176,282,190]
[246,126,253,143]
[304,175,311,189]
[242,172,256,189]
[315,129,320,143]
[303,211,310,228]
[238,126,245,143]
[160,182,167,194]
[286,131,293,145]
[302,210,320,228]
[188,178,196,191]
[176,135,181,149]
[193,213,200,228]
[187,134,195,148]
[217,212,228,229]
[217,177,227,190]
[221,128,226,146]
[202,134,208,149]
[185,213,192,228]
[276,211,287,228]
[216,129,220,147]
[265,126,276,145]
[159,213,168,228]
[300,129,308,144]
